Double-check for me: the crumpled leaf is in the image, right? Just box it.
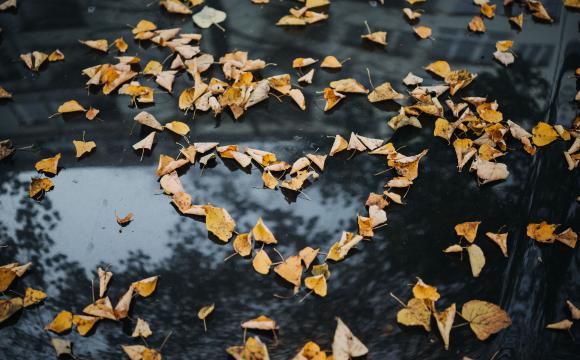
[327,231,363,262]
[29,177,54,199]
[526,222,558,243]
[35,153,60,175]
[132,318,153,338]
[461,300,511,340]
[469,158,509,184]
[332,317,368,360]
[226,337,269,360]
[434,303,456,350]
[368,82,405,102]
[122,345,162,360]
[412,277,440,302]
[23,287,47,307]
[330,78,368,94]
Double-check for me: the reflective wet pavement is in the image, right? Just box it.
[0,0,579,359]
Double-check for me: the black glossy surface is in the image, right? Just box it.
[0,0,579,359]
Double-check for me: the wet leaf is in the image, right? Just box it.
[23,287,47,307]
[532,122,558,146]
[461,300,511,340]
[132,276,159,298]
[83,297,116,320]
[274,255,303,288]
[79,39,109,52]
[73,314,100,336]
[29,178,54,199]
[45,310,73,334]
[252,249,272,275]
[204,205,236,242]
[0,297,23,324]
[35,153,60,175]
[412,277,440,302]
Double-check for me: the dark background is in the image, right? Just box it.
[0,0,579,359]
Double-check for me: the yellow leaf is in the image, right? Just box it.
[0,298,23,324]
[0,268,16,292]
[361,31,387,45]
[252,218,277,244]
[114,286,134,320]
[233,233,252,257]
[299,246,319,269]
[367,82,405,102]
[204,206,236,242]
[132,276,159,297]
[73,140,96,158]
[252,249,272,275]
[274,255,303,288]
[122,345,162,360]
[566,300,580,320]
[45,310,73,334]
[509,13,523,29]
[454,221,481,243]
[165,121,190,136]
[397,297,431,331]
[293,341,327,360]
[434,303,456,350]
[329,134,348,156]
[461,300,511,340]
[305,274,327,297]
[58,100,86,113]
[425,60,451,78]
[480,3,496,18]
[35,153,61,175]
[330,78,368,94]
[485,232,508,257]
[73,314,99,336]
[132,317,153,338]
[116,212,133,225]
[83,297,116,320]
[468,16,485,33]
[546,319,573,330]
[48,49,65,62]
[332,317,368,359]
[527,222,558,243]
[23,287,47,307]
[320,55,341,69]
[114,37,128,53]
[261,170,278,189]
[226,337,269,360]
[29,178,54,199]
[467,244,485,278]
[496,40,513,52]
[323,87,345,111]
[412,277,440,302]
[79,39,109,52]
[241,315,278,330]
[413,26,432,39]
[143,60,163,76]
[532,122,558,146]
[198,303,215,320]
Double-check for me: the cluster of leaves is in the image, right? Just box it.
[0,262,46,324]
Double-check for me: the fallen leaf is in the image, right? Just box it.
[262,170,278,189]
[293,57,318,68]
[193,6,227,29]
[413,26,432,39]
[79,39,109,53]
[461,300,511,340]
[133,132,156,151]
[114,286,134,319]
[556,228,577,248]
[330,78,368,94]
[29,178,54,199]
[289,89,306,110]
[532,121,558,146]
[134,111,164,130]
[73,140,96,158]
[161,0,192,14]
[327,231,363,262]
[320,55,342,68]
[468,16,485,33]
[35,153,60,175]
[509,13,523,29]
[23,287,47,307]
[45,310,73,334]
[252,249,272,275]
[403,72,423,86]
[242,315,278,331]
[397,298,432,331]
[361,31,387,45]
[0,298,23,324]
[0,86,12,99]
[204,206,236,242]
[116,212,133,225]
[528,0,553,22]
[132,275,159,297]
[292,341,327,360]
[305,275,327,297]
[566,300,580,320]
[51,338,72,358]
[48,49,65,62]
[454,221,481,243]
[329,134,348,156]
[434,303,456,350]
[467,244,485,277]
[122,345,162,360]
[252,218,278,244]
[274,255,303,288]
[73,314,99,336]
[132,318,153,338]
[403,8,422,20]
[469,158,509,184]
[527,222,558,243]
[485,232,508,257]
[332,317,368,360]
[165,121,190,136]
[368,82,405,102]
[546,319,573,330]
[58,100,86,113]
[412,277,440,302]
[83,297,116,320]
[226,337,269,360]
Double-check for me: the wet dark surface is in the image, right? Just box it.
[0,0,579,359]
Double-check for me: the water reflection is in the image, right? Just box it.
[1,0,579,359]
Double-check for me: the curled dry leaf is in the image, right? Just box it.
[0,298,23,324]
[116,212,134,226]
[470,158,509,184]
[327,231,363,262]
[35,153,60,175]
[122,345,162,360]
[97,267,112,298]
[368,82,405,102]
[51,338,72,358]
[434,303,456,350]
[73,140,96,158]
[29,178,54,199]
[242,315,278,331]
[361,31,387,45]
[332,317,368,360]
[132,275,159,297]
[454,221,481,243]
[79,39,109,53]
[132,318,153,338]
[468,16,485,33]
[23,287,47,307]
[320,55,341,69]
[566,300,580,320]
[546,319,573,330]
[461,300,511,340]
[226,337,269,360]
[329,134,348,156]
[330,78,368,94]
[412,277,440,302]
